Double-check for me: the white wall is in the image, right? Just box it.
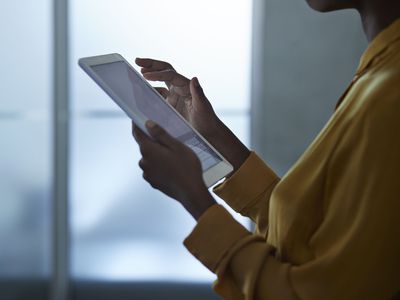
[251,0,367,176]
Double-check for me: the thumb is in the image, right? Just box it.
[190,77,212,110]
[146,120,180,149]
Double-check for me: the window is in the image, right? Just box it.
[0,1,252,299]
[70,0,252,282]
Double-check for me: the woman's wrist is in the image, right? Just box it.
[182,187,216,221]
[207,118,251,174]
[181,117,251,220]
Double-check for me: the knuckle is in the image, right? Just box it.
[138,158,145,169]
[142,173,157,188]
[142,174,154,188]
[163,61,173,69]
[142,172,150,182]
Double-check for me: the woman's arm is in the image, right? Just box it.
[135,58,279,234]
[184,81,400,299]
[132,73,400,299]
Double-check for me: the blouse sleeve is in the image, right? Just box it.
[213,152,280,236]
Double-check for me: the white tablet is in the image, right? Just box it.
[78,53,233,187]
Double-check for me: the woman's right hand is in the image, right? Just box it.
[135,57,219,140]
[135,57,250,174]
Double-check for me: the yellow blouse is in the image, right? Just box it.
[184,19,400,300]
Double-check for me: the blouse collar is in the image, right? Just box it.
[357,18,400,74]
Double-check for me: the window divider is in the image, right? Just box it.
[250,0,268,159]
[51,0,70,299]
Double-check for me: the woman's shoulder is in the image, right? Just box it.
[354,64,400,127]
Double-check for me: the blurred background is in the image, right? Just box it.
[0,0,365,299]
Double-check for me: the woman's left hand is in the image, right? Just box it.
[132,120,216,220]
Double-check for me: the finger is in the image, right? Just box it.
[190,77,212,110]
[132,125,150,145]
[190,77,207,100]
[142,172,152,185]
[131,121,142,137]
[154,87,169,99]
[145,120,181,149]
[132,122,139,141]
[143,173,158,189]
[140,67,166,74]
[143,70,189,87]
[135,58,173,71]
[132,121,136,137]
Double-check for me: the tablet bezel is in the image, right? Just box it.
[78,53,233,187]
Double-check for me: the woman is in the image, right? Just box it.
[132,0,400,298]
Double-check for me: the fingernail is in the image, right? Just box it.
[146,120,157,129]
[193,77,200,87]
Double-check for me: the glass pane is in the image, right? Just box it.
[70,0,251,112]
[0,1,51,112]
[70,0,252,282]
[0,0,52,287]
[0,119,52,278]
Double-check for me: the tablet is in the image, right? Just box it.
[78,53,233,187]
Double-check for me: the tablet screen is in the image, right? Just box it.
[91,61,222,171]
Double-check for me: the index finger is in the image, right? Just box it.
[143,70,189,87]
[135,58,173,72]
